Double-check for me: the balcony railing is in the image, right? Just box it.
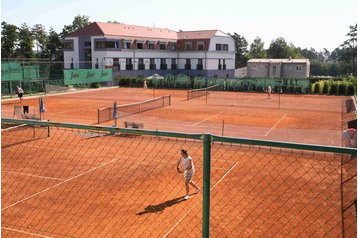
[171,64,177,70]
[126,64,133,70]
[160,64,167,70]
[150,64,156,70]
[138,64,145,70]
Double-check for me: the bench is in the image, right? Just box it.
[124,121,144,129]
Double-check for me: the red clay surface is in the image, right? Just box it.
[2,87,356,237]
[1,87,352,146]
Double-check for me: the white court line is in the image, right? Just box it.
[2,227,51,238]
[2,155,124,211]
[163,161,238,238]
[264,113,287,136]
[2,170,64,181]
[191,111,224,126]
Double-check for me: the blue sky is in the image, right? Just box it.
[1,0,357,52]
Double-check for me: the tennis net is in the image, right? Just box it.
[187,84,220,100]
[97,95,171,124]
[1,122,50,148]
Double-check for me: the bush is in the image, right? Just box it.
[322,81,330,94]
[347,83,356,95]
[338,82,348,95]
[330,82,339,95]
[314,83,320,94]
[90,82,100,88]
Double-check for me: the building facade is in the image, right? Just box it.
[247,59,310,78]
[63,22,235,78]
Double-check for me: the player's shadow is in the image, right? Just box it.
[136,196,187,215]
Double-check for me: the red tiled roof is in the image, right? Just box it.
[66,22,178,40]
[177,30,219,39]
[66,22,224,41]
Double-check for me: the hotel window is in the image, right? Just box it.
[126,58,132,65]
[148,42,155,49]
[160,43,166,50]
[84,42,91,47]
[296,66,302,71]
[63,41,73,50]
[171,43,177,51]
[160,58,166,64]
[150,58,155,64]
[273,66,277,75]
[172,58,176,64]
[96,41,119,49]
[216,44,222,51]
[137,42,143,49]
[185,42,192,51]
[223,44,228,51]
[198,59,203,65]
[197,42,204,50]
[124,41,131,49]
[186,59,191,65]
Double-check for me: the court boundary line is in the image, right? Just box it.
[2,170,65,181]
[265,113,287,136]
[162,161,239,237]
[1,155,126,211]
[191,111,224,126]
[2,227,50,238]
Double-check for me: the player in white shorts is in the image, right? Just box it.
[176,149,201,200]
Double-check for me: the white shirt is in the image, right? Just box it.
[182,156,195,172]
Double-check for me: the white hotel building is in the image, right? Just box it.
[63,22,235,78]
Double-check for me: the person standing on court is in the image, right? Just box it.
[143,80,148,89]
[267,85,272,99]
[176,149,200,200]
[16,86,24,103]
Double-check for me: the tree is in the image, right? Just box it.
[61,15,91,37]
[248,37,267,59]
[229,33,248,68]
[17,23,34,58]
[45,27,62,61]
[341,24,357,75]
[267,37,291,58]
[1,21,18,58]
[31,24,48,58]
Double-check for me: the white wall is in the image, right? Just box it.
[63,37,79,68]
[208,36,235,52]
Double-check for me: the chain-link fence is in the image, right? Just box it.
[1,118,356,237]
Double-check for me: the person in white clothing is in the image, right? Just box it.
[16,86,24,103]
[143,80,148,89]
[267,85,272,99]
[176,149,200,200]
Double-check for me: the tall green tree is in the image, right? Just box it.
[17,23,34,58]
[45,27,63,61]
[229,33,248,68]
[31,24,48,58]
[61,15,91,37]
[267,37,291,58]
[341,24,357,75]
[1,21,18,58]
[248,37,267,59]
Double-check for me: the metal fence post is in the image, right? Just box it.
[202,133,211,238]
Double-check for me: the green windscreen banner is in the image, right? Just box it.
[2,63,23,81]
[64,69,112,85]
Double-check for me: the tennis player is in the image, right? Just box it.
[177,149,200,200]
[16,86,24,103]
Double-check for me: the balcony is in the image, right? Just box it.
[113,65,120,71]
[171,64,177,70]
[126,64,133,70]
[160,64,167,70]
[185,64,191,70]
[150,64,156,70]
[138,64,145,70]
[196,64,203,70]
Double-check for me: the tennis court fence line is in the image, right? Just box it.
[1,118,356,238]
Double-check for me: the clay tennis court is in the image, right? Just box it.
[1,87,351,146]
[2,88,356,237]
